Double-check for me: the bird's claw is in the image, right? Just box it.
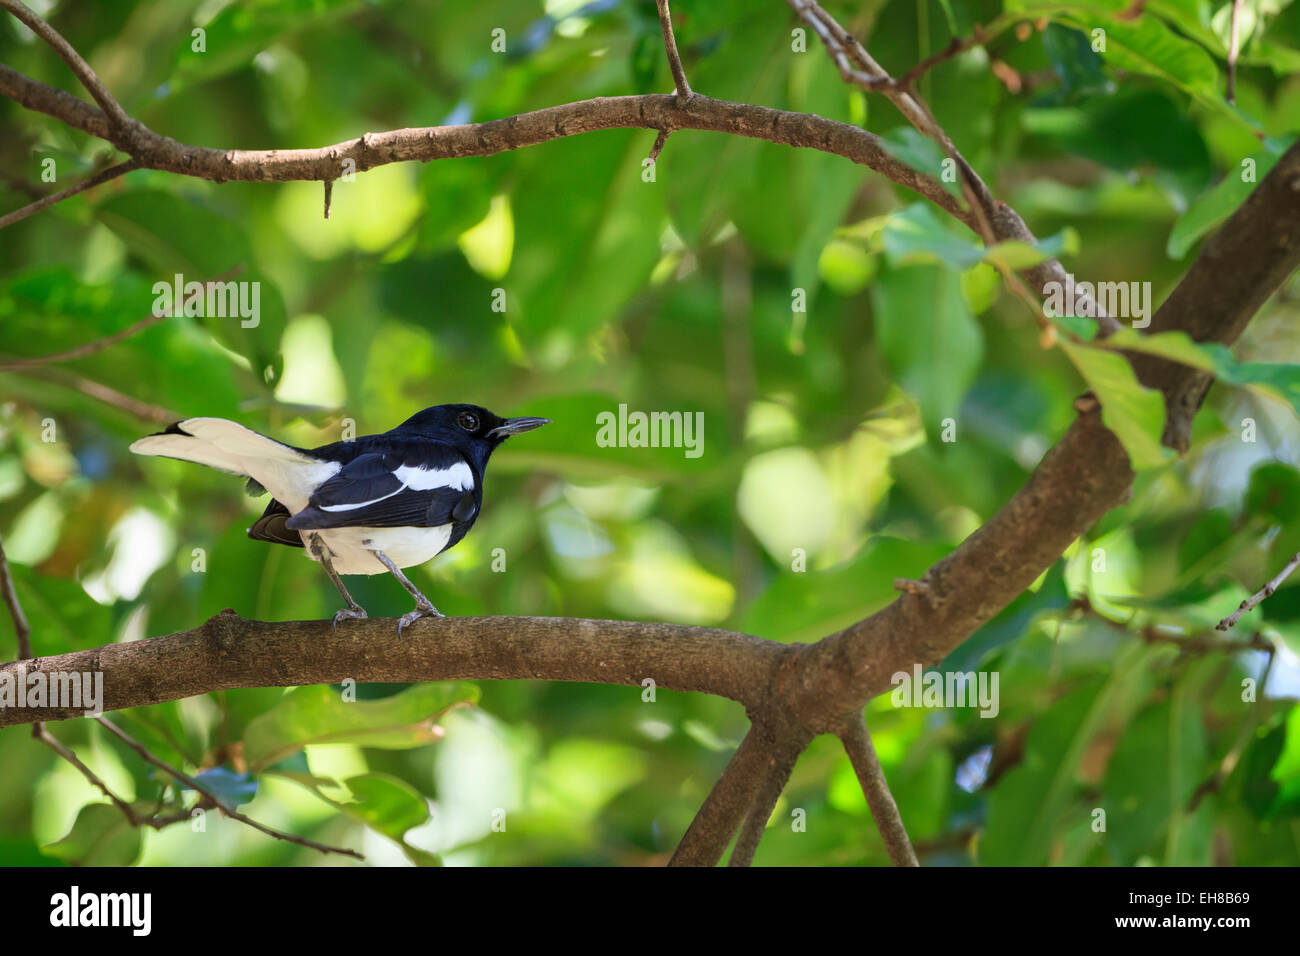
[332,605,369,630]
[397,603,444,636]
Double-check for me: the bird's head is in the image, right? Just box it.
[399,404,550,464]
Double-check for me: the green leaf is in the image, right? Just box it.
[983,642,1159,864]
[1244,462,1300,524]
[242,683,479,771]
[1102,329,1215,372]
[1007,1,1234,116]
[739,538,950,643]
[881,203,1076,271]
[43,804,142,866]
[1202,344,1300,416]
[338,773,439,865]
[881,204,984,269]
[877,127,963,198]
[872,262,985,431]
[1040,23,1114,101]
[1060,340,1173,469]
[1168,149,1284,258]
[95,191,285,381]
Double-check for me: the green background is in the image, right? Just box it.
[1,0,1299,865]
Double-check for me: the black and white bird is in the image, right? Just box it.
[130,404,549,633]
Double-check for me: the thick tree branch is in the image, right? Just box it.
[784,139,1300,726]
[727,727,810,866]
[0,610,789,727]
[667,722,775,866]
[840,714,918,866]
[0,66,968,227]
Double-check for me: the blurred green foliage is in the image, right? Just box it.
[1,0,1299,865]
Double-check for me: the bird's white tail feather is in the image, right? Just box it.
[130,418,340,511]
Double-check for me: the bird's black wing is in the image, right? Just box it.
[248,498,304,548]
[284,442,479,531]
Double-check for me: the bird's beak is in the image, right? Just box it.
[489,417,551,439]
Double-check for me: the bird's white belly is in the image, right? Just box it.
[307,525,453,575]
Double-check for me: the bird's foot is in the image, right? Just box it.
[332,605,369,629]
[397,601,444,636]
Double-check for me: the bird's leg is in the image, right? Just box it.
[308,533,368,628]
[370,549,443,635]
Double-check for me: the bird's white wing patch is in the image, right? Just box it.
[395,462,474,491]
[319,486,404,512]
[316,461,473,513]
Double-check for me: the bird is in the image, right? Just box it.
[130,404,550,633]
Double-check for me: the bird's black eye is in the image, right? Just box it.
[457,412,479,432]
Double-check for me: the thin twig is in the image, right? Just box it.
[0,265,245,371]
[3,533,359,859]
[0,533,32,660]
[94,716,364,860]
[668,723,774,866]
[1068,594,1274,650]
[0,158,137,231]
[0,0,133,131]
[655,0,692,98]
[1217,551,1300,630]
[1227,0,1244,104]
[33,724,143,822]
[648,129,670,162]
[789,0,1122,338]
[896,15,1018,90]
[840,713,918,866]
[6,366,178,422]
[1115,0,1148,20]
[728,730,809,866]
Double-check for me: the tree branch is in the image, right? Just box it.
[0,158,137,231]
[5,365,179,422]
[0,265,245,371]
[667,722,776,866]
[654,0,692,99]
[787,0,1120,333]
[94,715,362,860]
[783,139,1300,726]
[32,722,144,822]
[0,610,789,727]
[840,714,918,866]
[0,0,133,132]
[0,532,31,661]
[0,66,968,227]
[1217,552,1300,631]
[727,727,810,866]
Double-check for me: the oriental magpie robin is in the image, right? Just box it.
[130,404,549,633]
